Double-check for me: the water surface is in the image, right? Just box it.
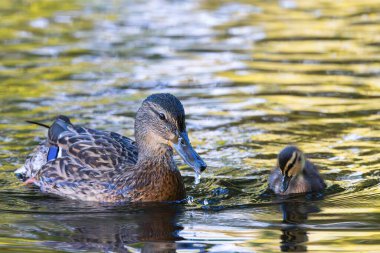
[0,0,379,252]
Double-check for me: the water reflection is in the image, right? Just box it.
[279,197,321,252]
[1,0,380,251]
[33,202,184,252]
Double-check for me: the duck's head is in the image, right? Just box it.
[135,93,207,173]
[277,146,306,193]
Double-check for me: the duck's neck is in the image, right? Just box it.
[120,143,177,177]
[114,145,185,201]
[133,128,179,170]
[136,146,176,172]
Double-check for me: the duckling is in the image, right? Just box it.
[269,146,325,195]
[15,93,207,203]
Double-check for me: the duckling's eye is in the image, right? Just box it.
[158,113,166,120]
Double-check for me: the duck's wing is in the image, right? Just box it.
[71,125,138,166]
[51,115,138,170]
[268,167,282,193]
[35,156,120,201]
[17,115,138,181]
[22,115,139,201]
[305,161,326,191]
[58,133,137,171]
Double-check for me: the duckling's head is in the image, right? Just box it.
[278,146,306,193]
[135,93,206,173]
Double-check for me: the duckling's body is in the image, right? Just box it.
[15,94,206,203]
[269,146,325,195]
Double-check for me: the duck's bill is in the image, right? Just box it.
[281,174,292,193]
[172,132,207,174]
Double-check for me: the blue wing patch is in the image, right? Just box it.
[47,146,59,161]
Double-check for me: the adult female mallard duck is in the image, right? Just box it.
[269,146,325,195]
[15,93,207,203]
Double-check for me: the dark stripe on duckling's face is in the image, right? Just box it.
[284,151,298,176]
[279,146,306,172]
[281,151,298,193]
[277,146,307,193]
[278,146,297,171]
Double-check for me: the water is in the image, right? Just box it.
[0,0,379,252]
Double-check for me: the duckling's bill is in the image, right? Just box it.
[281,174,292,193]
[169,131,207,174]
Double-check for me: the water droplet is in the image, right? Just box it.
[194,171,201,185]
[187,196,194,204]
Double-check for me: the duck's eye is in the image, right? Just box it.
[158,113,166,120]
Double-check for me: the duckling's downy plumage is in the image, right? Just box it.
[269,146,325,195]
[15,93,206,203]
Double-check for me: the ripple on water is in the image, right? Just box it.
[0,0,380,252]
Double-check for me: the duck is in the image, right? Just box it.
[15,93,207,203]
[269,146,325,195]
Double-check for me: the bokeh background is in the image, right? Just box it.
[0,0,379,252]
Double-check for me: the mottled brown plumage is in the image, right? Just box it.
[269,146,326,195]
[15,93,206,203]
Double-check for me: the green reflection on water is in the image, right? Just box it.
[0,0,379,252]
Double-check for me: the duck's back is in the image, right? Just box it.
[303,161,326,192]
[16,115,138,201]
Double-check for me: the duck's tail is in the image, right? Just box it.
[16,115,73,182]
[26,120,50,129]
[15,143,49,182]
[48,115,72,143]
[26,115,73,143]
